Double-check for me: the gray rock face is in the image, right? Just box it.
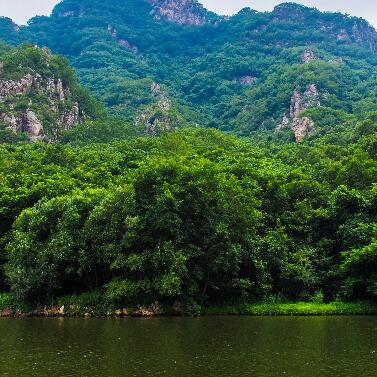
[0,71,83,141]
[291,116,315,143]
[0,74,39,100]
[1,110,44,141]
[134,82,174,135]
[352,20,377,53]
[60,102,80,130]
[277,84,320,142]
[302,49,316,63]
[23,110,44,141]
[290,84,320,119]
[146,0,208,25]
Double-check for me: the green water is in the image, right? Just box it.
[0,316,376,376]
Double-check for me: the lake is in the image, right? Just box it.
[0,316,376,376]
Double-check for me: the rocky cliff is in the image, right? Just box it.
[0,45,102,142]
[277,84,321,142]
[146,0,213,25]
[135,82,186,135]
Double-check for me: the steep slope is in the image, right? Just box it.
[0,44,104,142]
[1,1,377,140]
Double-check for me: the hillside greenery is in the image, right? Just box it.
[1,1,377,137]
[0,1,377,312]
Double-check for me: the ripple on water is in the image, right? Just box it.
[0,316,376,376]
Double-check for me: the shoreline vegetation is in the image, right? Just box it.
[1,293,376,318]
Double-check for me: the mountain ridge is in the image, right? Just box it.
[1,1,377,140]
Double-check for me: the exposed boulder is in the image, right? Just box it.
[134,82,176,135]
[131,306,155,317]
[44,306,63,317]
[337,29,349,41]
[328,57,343,65]
[23,110,44,141]
[0,308,13,317]
[0,109,44,141]
[59,11,74,17]
[118,40,138,53]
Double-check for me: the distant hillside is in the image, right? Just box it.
[1,1,377,140]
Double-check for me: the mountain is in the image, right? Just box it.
[1,0,377,140]
[0,43,104,142]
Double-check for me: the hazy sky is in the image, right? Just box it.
[0,0,376,28]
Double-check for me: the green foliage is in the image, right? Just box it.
[0,115,376,307]
[0,293,13,310]
[0,1,377,309]
[61,118,135,144]
[205,302,377,316]
[57,291,111,316]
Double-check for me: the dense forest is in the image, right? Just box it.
[0,0,377,314]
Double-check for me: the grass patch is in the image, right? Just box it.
[0,293,14,310]
[204,302,377,316]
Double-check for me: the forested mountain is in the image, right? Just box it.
[1,0,377,139]
[0,1,377,314]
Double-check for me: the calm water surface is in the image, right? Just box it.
[0,316,376,376]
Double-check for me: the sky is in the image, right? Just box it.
[0,0,376,28]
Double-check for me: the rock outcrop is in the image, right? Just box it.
[22,110,44,141]
[302,49,316,63]
[108,24,138,53]
[0,48,87,141]
[146,0,209,25]
[277,84,320,142]
[352,19,377,53]
[135,82,174,135]
[0,73,38,99]
[0,302,167,318]
[238,76,257,86]
[290,84,320,117]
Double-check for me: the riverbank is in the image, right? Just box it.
[203,302,377,316]
[1,292,377,317]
